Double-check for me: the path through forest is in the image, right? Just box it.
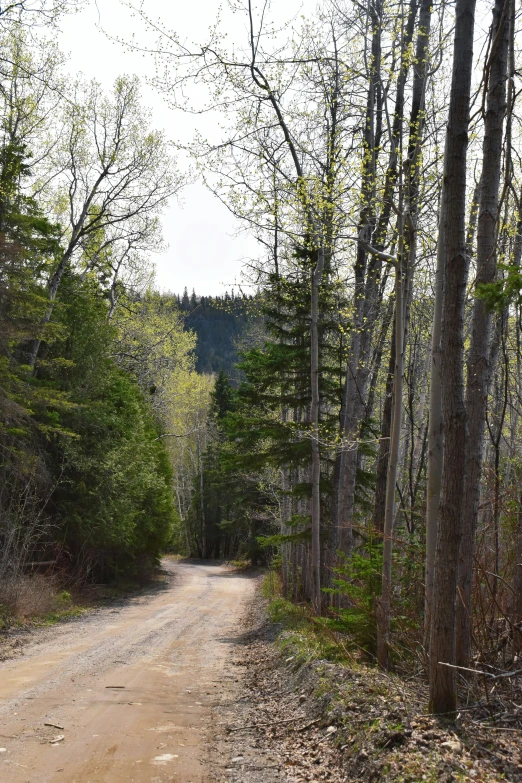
[0,561,256,783]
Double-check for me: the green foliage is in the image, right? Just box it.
[325,541,383,657]
[211,369,236,419]
[183,369,277,562]
[0,138,177,585]
[182,247,353,568]
[40,277,177,578]
[268,596,308,626]
[265,591,353,664]
[55,590,72,605]
[476,263,522,311]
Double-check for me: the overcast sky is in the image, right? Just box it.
[57,0,310,297]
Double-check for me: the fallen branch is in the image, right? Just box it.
[485,726,522,732]
[438,662,522,680]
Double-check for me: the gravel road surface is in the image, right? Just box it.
[0,561,257,783]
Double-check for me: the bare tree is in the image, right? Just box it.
[0,0,82,30]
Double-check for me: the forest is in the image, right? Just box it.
[1,0,522,725]
[177,288,262,379]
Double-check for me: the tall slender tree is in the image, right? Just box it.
[456,0,510,669]
[429,0,477,714]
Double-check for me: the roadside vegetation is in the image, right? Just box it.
[254,572,521,782]
[0,5,186,625]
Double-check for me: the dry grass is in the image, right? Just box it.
[0,574,57,621]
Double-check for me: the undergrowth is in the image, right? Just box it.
[260,572,512,783]
[263,571,357,665]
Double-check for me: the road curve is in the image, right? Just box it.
[0,561,257,783]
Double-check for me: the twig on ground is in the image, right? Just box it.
[293,717,322,732]
[227,715,306,732]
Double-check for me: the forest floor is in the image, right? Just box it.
[209,592,522,783]
[0,560,521,782]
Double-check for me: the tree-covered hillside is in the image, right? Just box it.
[176,288,263,381]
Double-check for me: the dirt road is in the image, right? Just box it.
[0,561,257,783]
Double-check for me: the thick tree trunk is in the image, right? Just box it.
[426,178,477,645]
[456,0,509,668]
[429,0,476,715]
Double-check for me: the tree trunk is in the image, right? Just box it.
[332,0,382,559]
[425,195,444,646]
[373,318,396,534]
[336,0,420,563]
[28,250,72,367]
[409,347,431,508]
[365,296,394,423]
[375,0,432,661]
[429,0,476,715]
[513,491,522,650]
[311,247,325,612]
[377,223,405,669]
[456,0,509,668]
[426,178,477,646]
[281,461,291,598]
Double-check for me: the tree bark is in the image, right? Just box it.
[456,0,509,668]
[375,0,432,664]
[365,296,394,424]
[377,228,405,668]
[373,318,396,534]
[513,491,522,650]
[311,247,326,612]
[335,0,420,561]
[429,0,476,715]
[333,0,382,559]
[425,194,444,646]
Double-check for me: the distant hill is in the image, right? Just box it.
[176,288,264,382]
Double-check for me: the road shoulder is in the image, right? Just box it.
[207,588,522,783]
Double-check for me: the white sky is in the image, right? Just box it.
[57,0,310,296]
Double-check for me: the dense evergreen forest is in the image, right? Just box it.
[176,288,262,380]
[2,0,522,723]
